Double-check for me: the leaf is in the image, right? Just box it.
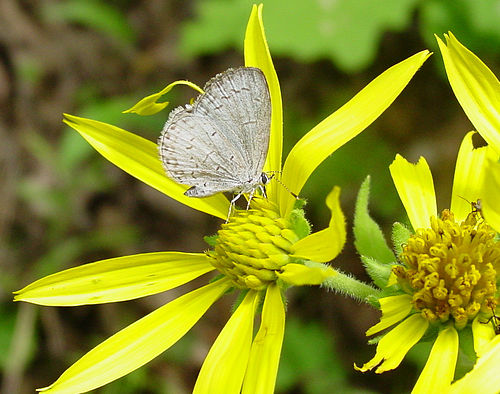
[41,0,135,45]
[278,317,349,392]
[353,176,395,264]
[361,255,392,289]
[180,0,419,72]
[392,222,412,257]
[420,0,500,54]
[58,127,96,173]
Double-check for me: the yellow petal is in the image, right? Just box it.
[386,270,398,286]
[291,186,345,262]
[37,278,231,394]
[123,80,204,115]
[437,32,500,155]
[63,114,229,219]
[389,154,437,230]
[481,159,500,233]
[242,283,285,394]
[412,325,458,394]
[193,290,260,394]
[366,294,413,336]
[450,131,498,222]
[280,50,431,217]
[276,262,337,286]
[472,315,497,357]
[355,314,429,373]
[449,335,500,394]
[14,252,214,306]
[244,4,282,203]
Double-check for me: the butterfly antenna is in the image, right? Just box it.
[457,194,470,204]
[457,194,482,214]
[266,171,299,199]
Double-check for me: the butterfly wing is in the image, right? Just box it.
[158,67,271,197]
[195,67,271,179]
[159,108,250,196]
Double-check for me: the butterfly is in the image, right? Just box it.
[158,67,271,218]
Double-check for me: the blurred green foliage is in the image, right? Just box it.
[40,0,136,46]
[278,317,353,393]
[181,0,419,71]
[420,0,500,53]
[3,0,499,393]
[181,0,500,72]
[0,306,19,368]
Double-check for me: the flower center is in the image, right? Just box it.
[208,198,303,290]
[393,209,500,329]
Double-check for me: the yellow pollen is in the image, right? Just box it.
[393,209,500,329]
[208,198,303,290]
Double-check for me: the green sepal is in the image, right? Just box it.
[361,255,393,289]
[231,289,264,315]
[364,293,380,308]
[456,325,476,368]
[293,197,307,210]
[367,334,383,345]
[209,273,230,287]
[289,207,311,240]
[392,222,412,257]
[376,283,405,299]
[353,176,395,264]
[203,234,218,247]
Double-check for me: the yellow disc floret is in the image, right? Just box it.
[208,198,303,290]
[394,209,500,329]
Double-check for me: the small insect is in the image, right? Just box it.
[481,306,500,335]
[158,67,272,220]
[457,195,483,221]
[470,198,482,215]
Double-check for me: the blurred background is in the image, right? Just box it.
[1,0,499,393]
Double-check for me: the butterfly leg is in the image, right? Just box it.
[246,189,256,210]
[226,192,244,223]
[246,184,267,211]
[259,184,268,199]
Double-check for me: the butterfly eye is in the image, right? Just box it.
[261,172,270,185]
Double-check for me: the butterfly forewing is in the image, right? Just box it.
[158,67,271,197]
[195,68,271,173]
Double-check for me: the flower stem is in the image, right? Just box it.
[305,261,381,305]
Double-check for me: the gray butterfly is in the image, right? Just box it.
[158,67,271,211]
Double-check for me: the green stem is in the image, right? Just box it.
[306,261,381,305]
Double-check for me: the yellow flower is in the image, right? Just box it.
[436,31,500,394]
[437,32,500,235]
[356,132,500,393]
[437,32,500,155]
[14,4,429,393]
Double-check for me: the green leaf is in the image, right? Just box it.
[278,317,350,393]
[361,255,392,289]
[41,0,135,46]
[289,207,311,240]
[353,176,395,264]
[455,326,476,378]
[180,1,249,59]
[58,127,96,173]
[180,0,419,72]
[392,221,412,257]
[420,0,500,55]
